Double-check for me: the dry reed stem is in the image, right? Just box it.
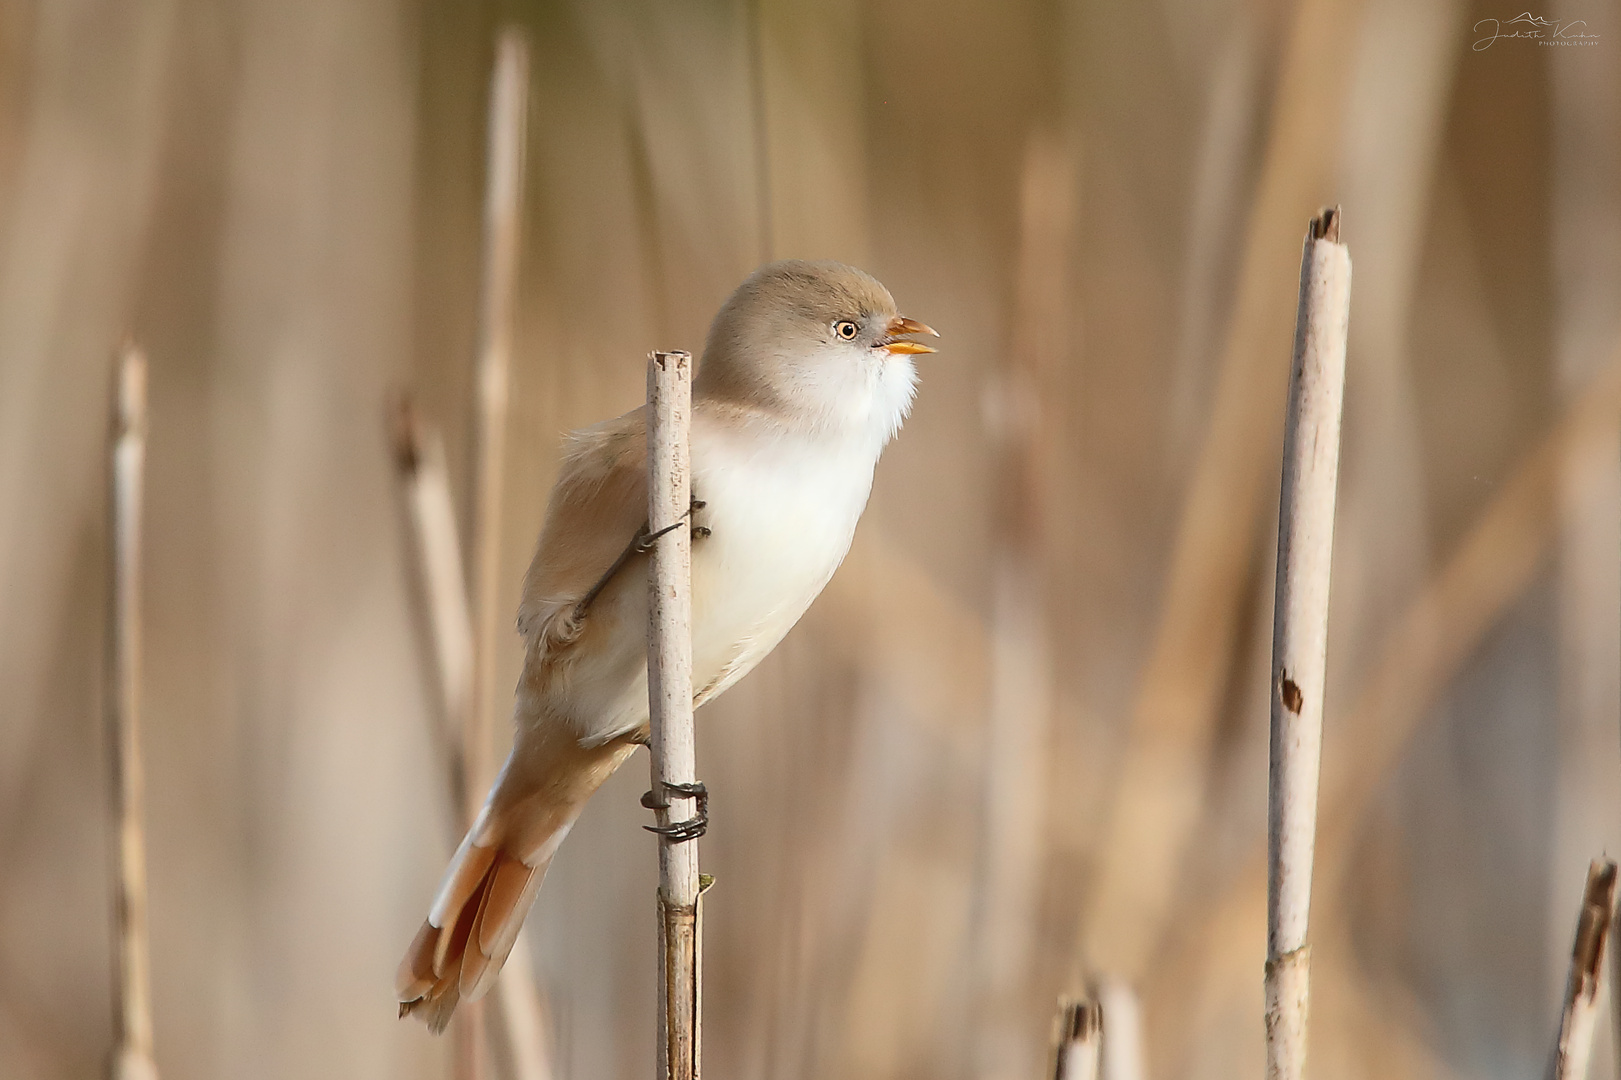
[1052,997,1101,1080]
[1265,209,1351,1080]
[468,22,529,829]
[390,400,472,815]
[1551,860,1618,1080]
[388,399,554,1080]
[1614,901,1621,1080]
[647,350,700,1080]
[1149,333,1621,1072]
[107,343,159,1080]
[1084,0,1368,981]
[1095,979,1145,1080]
[462,29,530,1079]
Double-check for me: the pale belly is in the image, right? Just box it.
[560,421,877,745]
[688,426,876,702]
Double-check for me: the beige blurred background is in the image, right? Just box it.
[3,0,1620,1078]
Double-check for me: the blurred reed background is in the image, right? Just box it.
[2,0,1619,1078]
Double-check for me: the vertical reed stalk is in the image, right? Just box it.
[390,399,553,1080]
[107,343,159,1080]
[1051,997,1101,1080]
[463,29,530,1080]
[468,23,529,826]
[1550,859,1618,1080]
[1264,209,1351,1080]
[391,401,472,814]
[646,350,700,1080]
[1613,892,1621,1080]
[1096,978,1144,1080]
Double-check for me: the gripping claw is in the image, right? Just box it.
[642,780,708,842]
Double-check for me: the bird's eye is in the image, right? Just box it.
[834,320,859,340]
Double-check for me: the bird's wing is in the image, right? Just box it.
[516,405,649,662]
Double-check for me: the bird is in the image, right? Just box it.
[396,259,937,1030]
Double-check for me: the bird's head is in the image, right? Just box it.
[695,259,937,444]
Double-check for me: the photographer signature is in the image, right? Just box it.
[1474,12,1599,49]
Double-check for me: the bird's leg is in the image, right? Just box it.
[641,780,708,842]
[574,500,708,620]
[635,498,708,552]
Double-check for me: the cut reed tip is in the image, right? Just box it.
[1309,206,1341,243]
[388,393,422,474]
[115,344,148,438]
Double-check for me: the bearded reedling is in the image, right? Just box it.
[397,260,938,1029]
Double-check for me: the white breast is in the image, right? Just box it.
[687,416,879,702]
[559,409,886,747]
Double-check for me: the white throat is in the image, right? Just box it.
[772,346,918,451]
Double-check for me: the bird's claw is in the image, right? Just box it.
[642,780,708,842]
[636,500,709,551]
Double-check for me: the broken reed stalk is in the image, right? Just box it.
[463,28,529,1080]
[391,401,473,814]
[1051,997,1101,1080]
[107,343,159,1080]
[1264,209,1351,1080]
[388,400,554,1080]
[647,350,701,1080]
[1550,859,1618,1080]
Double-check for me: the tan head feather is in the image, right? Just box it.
[695,260,930,440]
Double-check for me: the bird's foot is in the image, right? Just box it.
[635,500,709,551]
[641,780,708,842]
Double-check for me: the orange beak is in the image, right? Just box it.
[881,315,940,355]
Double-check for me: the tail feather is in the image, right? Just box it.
[479,857,535,958]
[396,845,550,1032]
[429,833,496,976]
[460,852,538,1001]
[396,920,438,1003]
[397,725,641,1031]
[456,861,501,993]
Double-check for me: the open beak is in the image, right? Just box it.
[881,315,939,355]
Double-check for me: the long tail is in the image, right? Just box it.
[396,722,639,1031]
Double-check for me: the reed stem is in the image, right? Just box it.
[1051,997,1101,1080]
[107,343,159,1080]
[1264,209,1351,1080]
[1550,859,1618,1080]
[646,350,700,1080]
